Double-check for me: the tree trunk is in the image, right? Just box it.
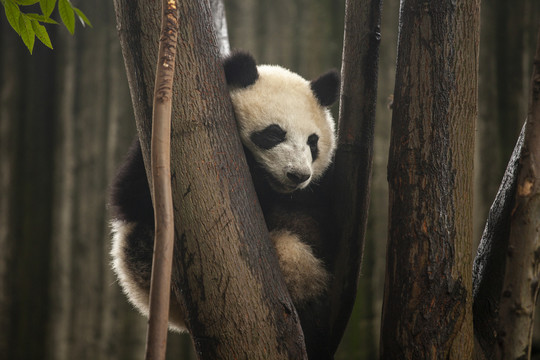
[209,0,230,55]
[113,0,307,358]
[474,0,540,245]
[0,17,54,360]
[495,28,540,360]
[381,0,480,358]
[473,25,540,360]
[334,0,401,357]
[329,0,382,355]
[472,124,525,360]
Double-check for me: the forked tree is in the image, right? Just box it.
[115,0,306,357]
[113,0,380,357]
[380,1,540,358]
[112,0,540,358]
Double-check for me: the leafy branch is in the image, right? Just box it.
[1,0,91,54]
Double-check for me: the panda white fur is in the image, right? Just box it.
[110,51,339,357]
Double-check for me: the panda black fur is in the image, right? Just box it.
[110,51,339,357]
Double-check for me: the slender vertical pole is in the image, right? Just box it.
[145,1,179,359]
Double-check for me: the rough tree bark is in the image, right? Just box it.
[473,124,525,360]
[329,0,381,354]
[473,28,540,360]
[113,0,307,358]
[381,0,480,358]
[495,28,540,360]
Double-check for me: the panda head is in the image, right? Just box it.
[224,51,339,194]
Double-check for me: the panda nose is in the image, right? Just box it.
[287,172,310,184]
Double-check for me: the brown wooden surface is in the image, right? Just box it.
[145,1,179,359]
[381,1,480,358]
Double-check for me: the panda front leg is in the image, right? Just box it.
[269,230,330,304]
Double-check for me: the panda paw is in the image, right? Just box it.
[270,230,330,304]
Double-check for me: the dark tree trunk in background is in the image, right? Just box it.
[46,15,148,360]
[224,0,344,79]
[209,0,230,55]
[381,0,480,358]
[474,0,540,244]
[474,28,540,360]
[113,0,307,358]
[496,29,540,359]
[0,0,174,358]
[0,18,55,360]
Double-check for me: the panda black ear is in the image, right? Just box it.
[310,70,340,107]
[223,51,259,88]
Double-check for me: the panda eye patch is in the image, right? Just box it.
[250,125,286,150]
[307,134,319,147]
[307,133,319,161]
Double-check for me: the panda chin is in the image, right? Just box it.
[270,182,298,194]
[266,174,304,194]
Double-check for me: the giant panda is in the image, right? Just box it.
[110,51,339,358]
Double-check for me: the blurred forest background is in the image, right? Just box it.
[1,0,539,359]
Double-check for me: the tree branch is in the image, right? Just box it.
[495,26,540,360]
[473,27,540,360]
[328,0,382,352]
[145,1,179,359]
[472,124,525,359]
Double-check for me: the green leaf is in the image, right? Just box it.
[18,14,35,54]
[14,0,40,5]
[26,12,58,23]
[31,18,52,49]
[58,0,74,34]
[39,0,55,17]
[2,0,21,33]
[73,6,91,27]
